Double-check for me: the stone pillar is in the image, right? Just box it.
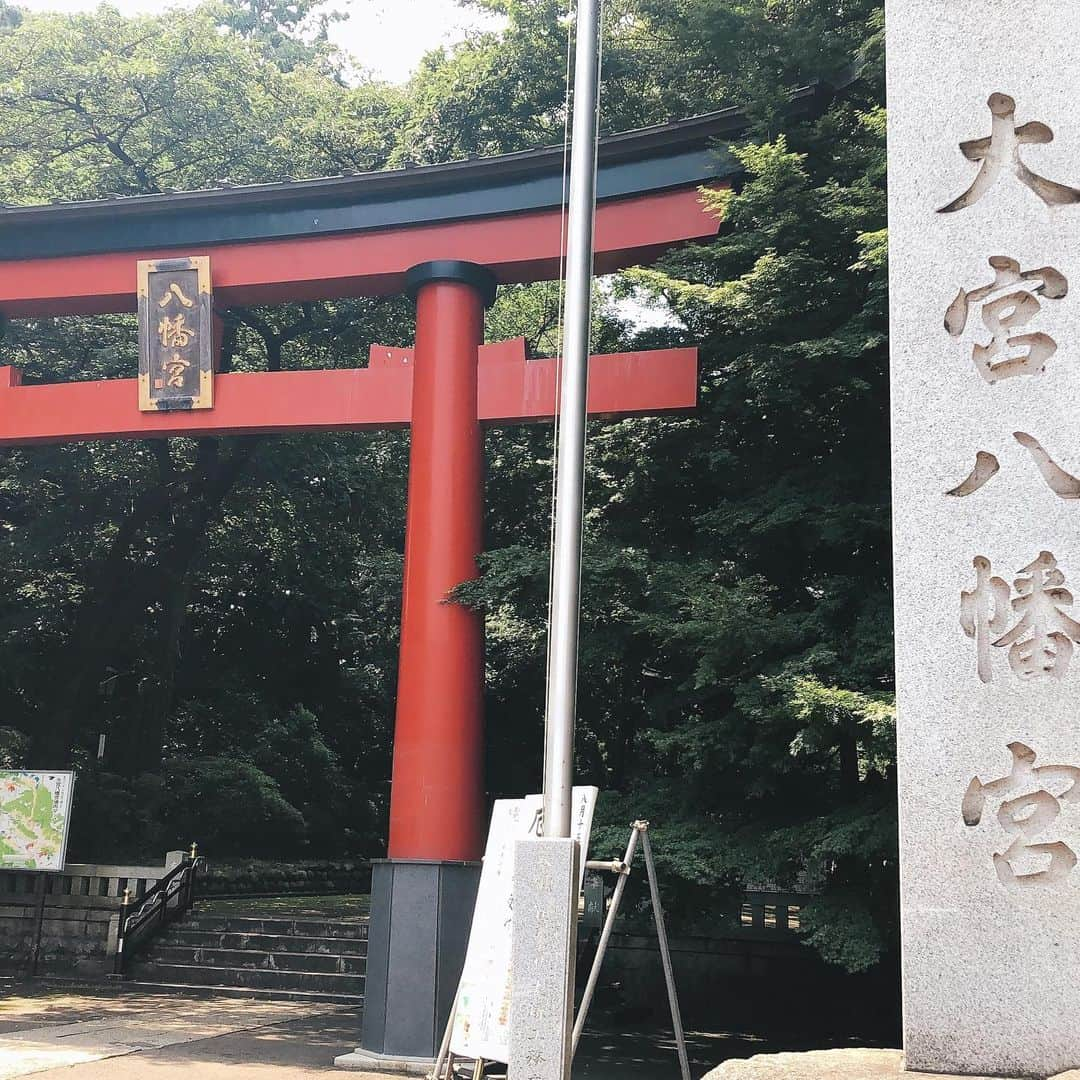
[507,838,579,1080]
[887,3,1080,1075]
[337,260,495,1073]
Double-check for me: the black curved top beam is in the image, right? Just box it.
[0,86,833,262]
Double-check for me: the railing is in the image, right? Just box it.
[113,852,204,975]
[0,852,187,907]
[740,890,807,937]
[0,850,191,976]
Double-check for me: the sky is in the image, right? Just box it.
[14,0,506,83]
[329,0,507,82]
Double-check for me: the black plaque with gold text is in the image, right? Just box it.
[138,257,213,411]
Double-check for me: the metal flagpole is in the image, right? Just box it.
[542,0,602,840]
[507,10,603,1080]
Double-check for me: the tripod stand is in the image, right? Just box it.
[574,820,691,1080]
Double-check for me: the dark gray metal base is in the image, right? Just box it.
[352,858,480,1062]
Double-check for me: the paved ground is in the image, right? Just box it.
[0,988,744,1079]
[0,991,357,1079]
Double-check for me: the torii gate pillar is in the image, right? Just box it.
[352,262,495,1070]
[389,261,495,863]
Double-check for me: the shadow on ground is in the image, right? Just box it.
[0,986,896,1080]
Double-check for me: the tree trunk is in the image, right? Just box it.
[129,435,261,775]
[38,311,296,770]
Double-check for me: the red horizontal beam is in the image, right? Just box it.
[0,188,720,318]
[0,340,697,445]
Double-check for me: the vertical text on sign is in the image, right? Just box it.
[137,256,214,412]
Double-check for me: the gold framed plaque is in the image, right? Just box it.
[137,256,213,411]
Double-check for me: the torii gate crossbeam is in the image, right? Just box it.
[0,339,696,443]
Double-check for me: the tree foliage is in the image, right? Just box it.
[0,0,893,971]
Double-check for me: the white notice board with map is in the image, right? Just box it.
[0,771,75,871]
[450,786,598,1065]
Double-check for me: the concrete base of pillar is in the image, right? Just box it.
[340,858,479,1068]
[332,1048,434,1075]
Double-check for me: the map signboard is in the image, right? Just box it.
[0,771,75,871]
[450,786,598,1065]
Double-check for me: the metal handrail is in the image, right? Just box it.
[113,848,204,975]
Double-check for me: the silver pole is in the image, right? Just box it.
[543,0,602,839]
[571,824,641,1056]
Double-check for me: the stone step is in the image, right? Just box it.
[125,979,363,1006]
[157,930,367,955]
[151,945,365,975]
[128,961,366,995]
[178,915,368,940]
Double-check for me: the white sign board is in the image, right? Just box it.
[0,770,75,871]
[450,786,597,1064]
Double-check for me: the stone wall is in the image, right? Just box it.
[0,853,183,976]
[595,929,898,1042]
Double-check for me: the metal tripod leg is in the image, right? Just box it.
[571,824,642,1056]
[640,824,692,1080]
[429,993,458,1079]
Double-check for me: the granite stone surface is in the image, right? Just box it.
[702,1049,1023,1080]
[887,1,1080,1076]
[506,837,579,1080]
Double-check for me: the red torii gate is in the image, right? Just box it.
[0,332,695,869]
[0,109,737,1065]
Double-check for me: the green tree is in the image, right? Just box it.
[162,756,307,855]
[453,1,895,969]
[0,0,410,784]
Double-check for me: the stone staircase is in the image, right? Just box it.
[126,913,366,1005]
